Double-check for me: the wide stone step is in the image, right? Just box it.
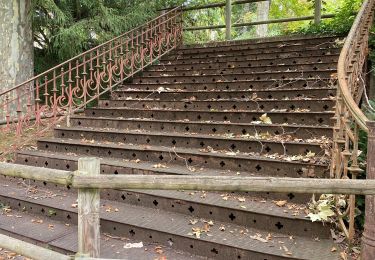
[117,79,335,92]
[35,138,329,178]
[132,70,336,84]
[15,150,314,203]
[69,116,333,139]
[99,99,335,112]
[54,126,328,156]
[112,87,337,101]
[147,61,336,76]
[152,55,339,72]
[177,35,340,53]
[0,177,338,260]
[164,45,339,60]
[84,108,335,126]
[160,49,340,65]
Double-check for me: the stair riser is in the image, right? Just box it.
[15,154,314,202]
[85,109,334,126]
[99,99,335,112]
[0,193,290,260]
[161,49,341,64]
[112,88,336,101]
[177,36,339,54]
[54,128,324,156]
[163,47,340,60]
[70,117,333,139]
[36,140,329,178]
[145,62,336,76]
[132,71,336,84]
[153,56,339,71]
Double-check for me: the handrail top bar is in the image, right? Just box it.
[337,0,370,132]
[159,0,263,12]
[1,162,375,195]
[185,13,336,31]
[0,6,182,97]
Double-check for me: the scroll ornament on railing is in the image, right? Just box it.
[0,7,183,136]
[331,0,375,242]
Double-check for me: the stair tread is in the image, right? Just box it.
[178,35,340,50]
[162,47,341,60]
[124,77,334,85]
[55,126,329,147]
[114,86,336,93]
[36,137,328,167]
[17,149,233,176]
[0,179,338,259]
[0,206,203,259]
[87,107,335,114]
[134,69,337,78]
[149,60,337,71]
[70,115,333,129]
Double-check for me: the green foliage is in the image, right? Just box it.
[294,0,362,36]
[32,0,181,74]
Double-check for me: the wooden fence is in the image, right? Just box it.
[1,151,375,259]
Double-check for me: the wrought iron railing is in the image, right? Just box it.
[0,7,182,135]
[331,0,375,241]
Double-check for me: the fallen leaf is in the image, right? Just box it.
[259,113,272,124]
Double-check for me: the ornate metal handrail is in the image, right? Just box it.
[332,0,375,241]
[0,7,182,135]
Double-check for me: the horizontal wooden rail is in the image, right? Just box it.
[1,162,375,195]
[185,13,335,31]
[0,162,73,185]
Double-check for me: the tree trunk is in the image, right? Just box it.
[0,0,33,92]
[256,0,270,38]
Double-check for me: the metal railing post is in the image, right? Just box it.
[314,0,322,24]
[225,0,232,40]
[362,121,375,259]
[77,157,101,258]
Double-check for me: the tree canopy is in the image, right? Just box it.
[32,0,362,74]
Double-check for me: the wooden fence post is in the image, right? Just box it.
[225,0,231,40]
[314,0,322,24]
[362,121,375,259]
[77,157,101,258]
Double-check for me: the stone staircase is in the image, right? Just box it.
[1,35,341,259]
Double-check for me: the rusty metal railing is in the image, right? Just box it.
[0,7,182,135]
[331,0,375,241]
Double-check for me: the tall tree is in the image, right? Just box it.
[0,0,33,93]
[256,0,271,37]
